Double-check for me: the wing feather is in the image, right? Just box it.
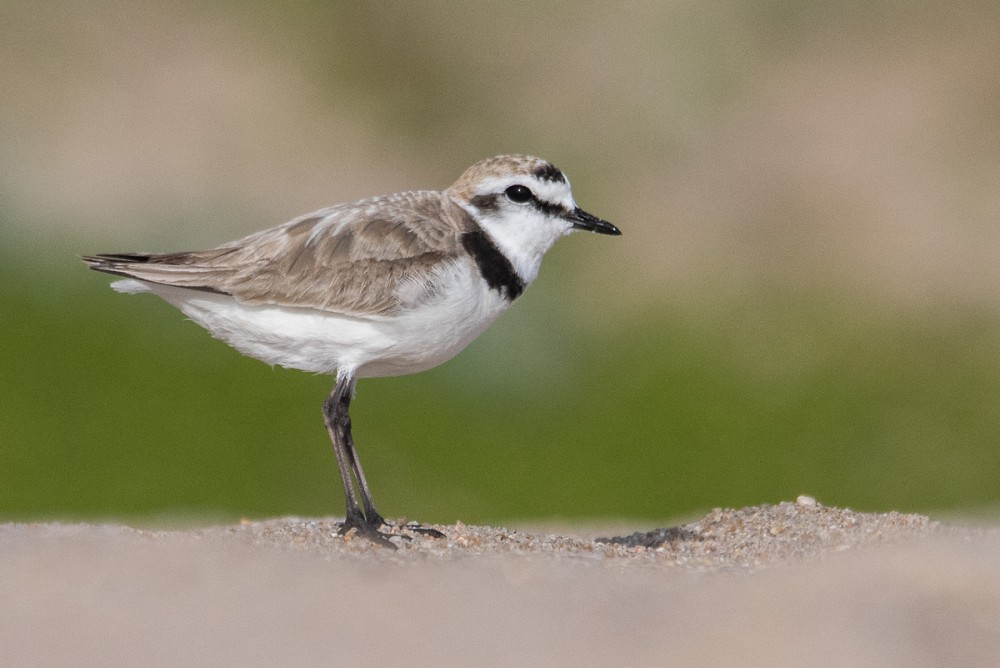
[84,191,476,316]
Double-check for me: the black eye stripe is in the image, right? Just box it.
[505,184,568,217]
[469,193,500,211]
[470,189,568,219]
[526,195,566,218]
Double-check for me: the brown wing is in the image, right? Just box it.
[84,191,475,316]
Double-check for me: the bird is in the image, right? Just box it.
[83,154,621,547]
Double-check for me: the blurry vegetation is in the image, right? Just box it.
[3,247,999,524]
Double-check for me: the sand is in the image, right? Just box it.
[2,498,999,667]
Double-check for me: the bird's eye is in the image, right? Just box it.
[504,185,533,204]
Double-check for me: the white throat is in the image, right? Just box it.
[473,209,571,286]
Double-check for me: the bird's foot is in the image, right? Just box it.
[395,520,446,539]
[337,515,399,549]
[337,514,446,548]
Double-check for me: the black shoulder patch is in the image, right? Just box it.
[532,163,565,183]
[461,229,524,301]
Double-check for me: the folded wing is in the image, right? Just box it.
[84,191,473,316]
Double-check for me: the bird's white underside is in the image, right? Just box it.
[113,257,512,379]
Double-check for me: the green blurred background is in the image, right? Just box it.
[3,1,999,526]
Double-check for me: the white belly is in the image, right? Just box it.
[125,269,513,378]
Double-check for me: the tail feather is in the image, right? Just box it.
[82,253,230,295]
[84,252,155,264]
[82,253,154,279]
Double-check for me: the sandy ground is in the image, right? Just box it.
[2,498,999,667]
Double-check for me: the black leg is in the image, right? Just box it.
[322,376,445,545]
[323,376,395,548]
[336,383,386,529]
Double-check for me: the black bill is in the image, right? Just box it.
[566,207,621,236]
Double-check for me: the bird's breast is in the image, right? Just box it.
[354,261,516,378]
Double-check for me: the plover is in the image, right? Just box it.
[84,154,621,546]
